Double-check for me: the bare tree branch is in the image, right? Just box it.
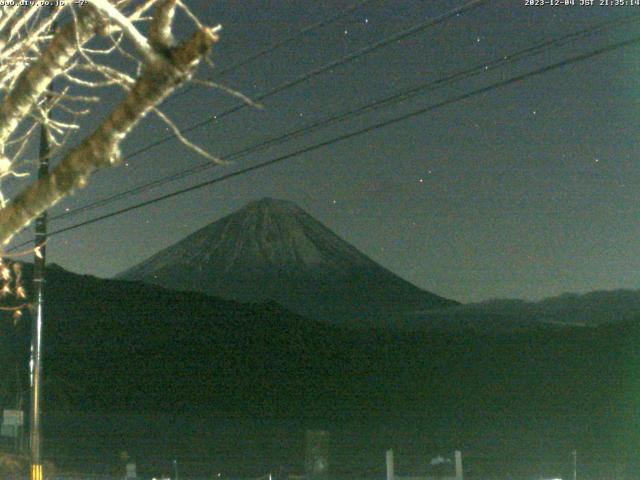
[0,6,102,151]
[88,0,159,64]
[153,107,224,164]
[150,0,177,50]
[0,23,220,246]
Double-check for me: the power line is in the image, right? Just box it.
[165,0,376,104]
[44,0,492,222]
[49,12,640,223]
[9,33,639,251]
[216,0,376,78]
[114,0,491,163]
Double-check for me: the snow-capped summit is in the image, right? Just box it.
[118,197,457,328]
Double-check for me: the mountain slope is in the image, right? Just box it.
[119,197,457,328]
[408,289,640,330]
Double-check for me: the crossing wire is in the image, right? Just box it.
[164,0,377,104]
[13,0,489,231]
[49,12,640,223]
[109,0,491,164]
[8,33,640,251]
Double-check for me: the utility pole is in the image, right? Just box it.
[29,113,49,480]
[30,45,53,480]
[572,449,577,480]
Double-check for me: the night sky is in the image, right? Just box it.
[6,0,640,303]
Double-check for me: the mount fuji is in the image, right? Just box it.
[118,197,458,328]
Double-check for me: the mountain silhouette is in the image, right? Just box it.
[119,197,458,328]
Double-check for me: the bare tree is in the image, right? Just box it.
[0,0,222,247]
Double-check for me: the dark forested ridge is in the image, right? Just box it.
[0,262,638,467]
